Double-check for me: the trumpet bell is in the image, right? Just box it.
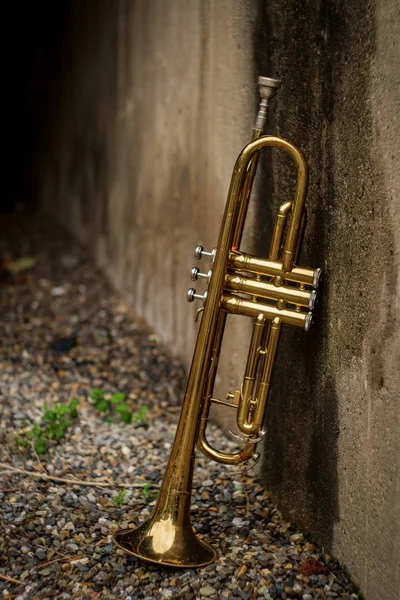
[113,512,217,568]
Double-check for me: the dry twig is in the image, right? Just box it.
[0,573,23,585]
[30,442,46,473]
[37,554,81,568]
[0,463,157,489]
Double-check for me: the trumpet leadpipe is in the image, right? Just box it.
[229,250,321,288]
[221,294,312,330]
[224,273,316,309]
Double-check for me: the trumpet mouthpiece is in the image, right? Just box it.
[254,76,282,133]
[258,76,282,101]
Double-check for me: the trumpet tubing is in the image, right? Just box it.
[224,273,316,309]
[229,251,321,288]
[113,76,321,568]
[221,295,313,330]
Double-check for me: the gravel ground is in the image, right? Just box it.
[0,216,360,600]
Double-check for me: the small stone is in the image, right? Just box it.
[236,565,248,578]
[191,581,201,592]
[260,569,272,578]
[35,549,47,560]
[70,557,89,566]
[202,480,213,487]
[179,584,190,594]
[51,286,66,297]
[65,543,79,552]
[232,517,247,528]
[60,254,79,268]
[199,586,215,597]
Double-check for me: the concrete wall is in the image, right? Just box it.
[36,1,399,599]
[258,3,400,600]
[38,0,259,408]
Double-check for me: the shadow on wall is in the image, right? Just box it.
[252,0,342,548]
[253,0,397,558]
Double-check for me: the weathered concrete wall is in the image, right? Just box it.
[257,1,400,599]
[38,0,258,414]
[36,1,400,599]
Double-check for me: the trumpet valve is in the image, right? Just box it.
[195,245,217,264]
[187,288,208,306]
[191,267,212,284]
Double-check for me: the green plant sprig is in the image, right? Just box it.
[112,488,127,506]
[15,398,79,455]
[142,482,158,502]
[90,389,148,425]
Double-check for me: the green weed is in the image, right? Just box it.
[142,482,157,501]
[112,489,127,506]
[15,398,79,455]
[132,405,149,424]
[90,389,148,426]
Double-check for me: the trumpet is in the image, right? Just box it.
[113,76,321,567]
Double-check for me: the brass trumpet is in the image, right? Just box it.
[113,77,321,567]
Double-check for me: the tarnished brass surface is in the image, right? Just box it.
[221,295,312,330]
[113,76,321,568]
[224,273,316,308]
[229,251,321,288]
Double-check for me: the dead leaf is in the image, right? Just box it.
[298,557,328,576]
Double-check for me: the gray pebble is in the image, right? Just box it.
[199,586,216,597]
[65,543,79,552]
[35,549,47,560]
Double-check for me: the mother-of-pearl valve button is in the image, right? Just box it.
[191,267,212,284]
[195,245,217,264]
[187,288,208,305]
